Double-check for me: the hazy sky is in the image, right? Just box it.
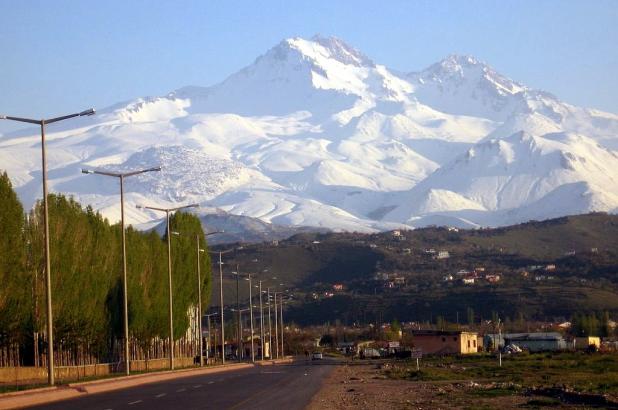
[1,0,617,133]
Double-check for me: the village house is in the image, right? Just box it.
[411,330,479,355]
[332,283,344,291]
[456,269,471,277]
[485,274,501,283]
[462,277,475,285]
[575,336,601,350]
[436,250,450,259]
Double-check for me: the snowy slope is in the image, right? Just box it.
[386,131,618,227]
[1,35,617,235]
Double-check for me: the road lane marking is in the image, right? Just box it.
[128,400,143,405]
[260,371,285,374]
[155,393,167,398]
[193,384,202,388]
[176,388,186,392]
[207,381,215,384]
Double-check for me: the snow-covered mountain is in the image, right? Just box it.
[1,35,617,234]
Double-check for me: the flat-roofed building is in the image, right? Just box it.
[410,330,478,355]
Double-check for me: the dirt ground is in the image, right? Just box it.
[306,362,600,409]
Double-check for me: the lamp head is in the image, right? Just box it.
[136,205,143,209]
[81,169,93,174]
[79,108,96,117]
[0,115,6,120]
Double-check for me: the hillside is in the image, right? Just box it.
[209,213,618,325]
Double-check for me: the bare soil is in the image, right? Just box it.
[307,362,601,409]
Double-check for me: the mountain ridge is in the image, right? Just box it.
[1,35,616,233]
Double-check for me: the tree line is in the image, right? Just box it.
[0,171,212,366]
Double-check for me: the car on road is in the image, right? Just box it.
[311,352,323,360]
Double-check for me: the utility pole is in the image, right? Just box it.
[2,108,95,386]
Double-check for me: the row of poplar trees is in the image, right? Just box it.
[0,171,212,366]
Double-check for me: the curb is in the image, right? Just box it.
[0,363,253,410]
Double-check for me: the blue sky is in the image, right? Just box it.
[1,0,617,133]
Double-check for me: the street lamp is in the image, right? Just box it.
[231,267,242,362]
[258,281,264,360]
[82,166,161,375]
[171,230,221,367]
[203,312,218,364]
[135,203,199,370]
[267,287,273,359]
[2,108,95,386]
[209,248,234,364]
[230,307,250,360]
[243,275,255,362]
[279,292,292,358]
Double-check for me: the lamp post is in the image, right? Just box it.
[209,248,234,364]
[171,230,221,367]
[203,313,218,364]
[82,166,160,375]
[230,307,250,359]
[232,267,242,362]
[246,274,255,362]
[135,203,198,370]
[2,108,95,386]
[280,293,285,358]
[258,281,264,360]
[267,287,272,359]
[273,292,279,359]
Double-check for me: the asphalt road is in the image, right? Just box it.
[28,361,333,410]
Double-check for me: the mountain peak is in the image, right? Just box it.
[440,54,482,69]
[308,34,374,67]
[266,35,374,68]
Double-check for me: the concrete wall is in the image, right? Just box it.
[0,357,198,384]
[0,364,113,384]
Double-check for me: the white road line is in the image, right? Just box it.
[176,388,186,392]
[193,384,202,388]
[207,381,215,384]
[155,393,167,398]
[260,371,285,374]
[128,400,143,405]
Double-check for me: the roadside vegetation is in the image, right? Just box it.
[0,171,212,367]
[385,352,618,401]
